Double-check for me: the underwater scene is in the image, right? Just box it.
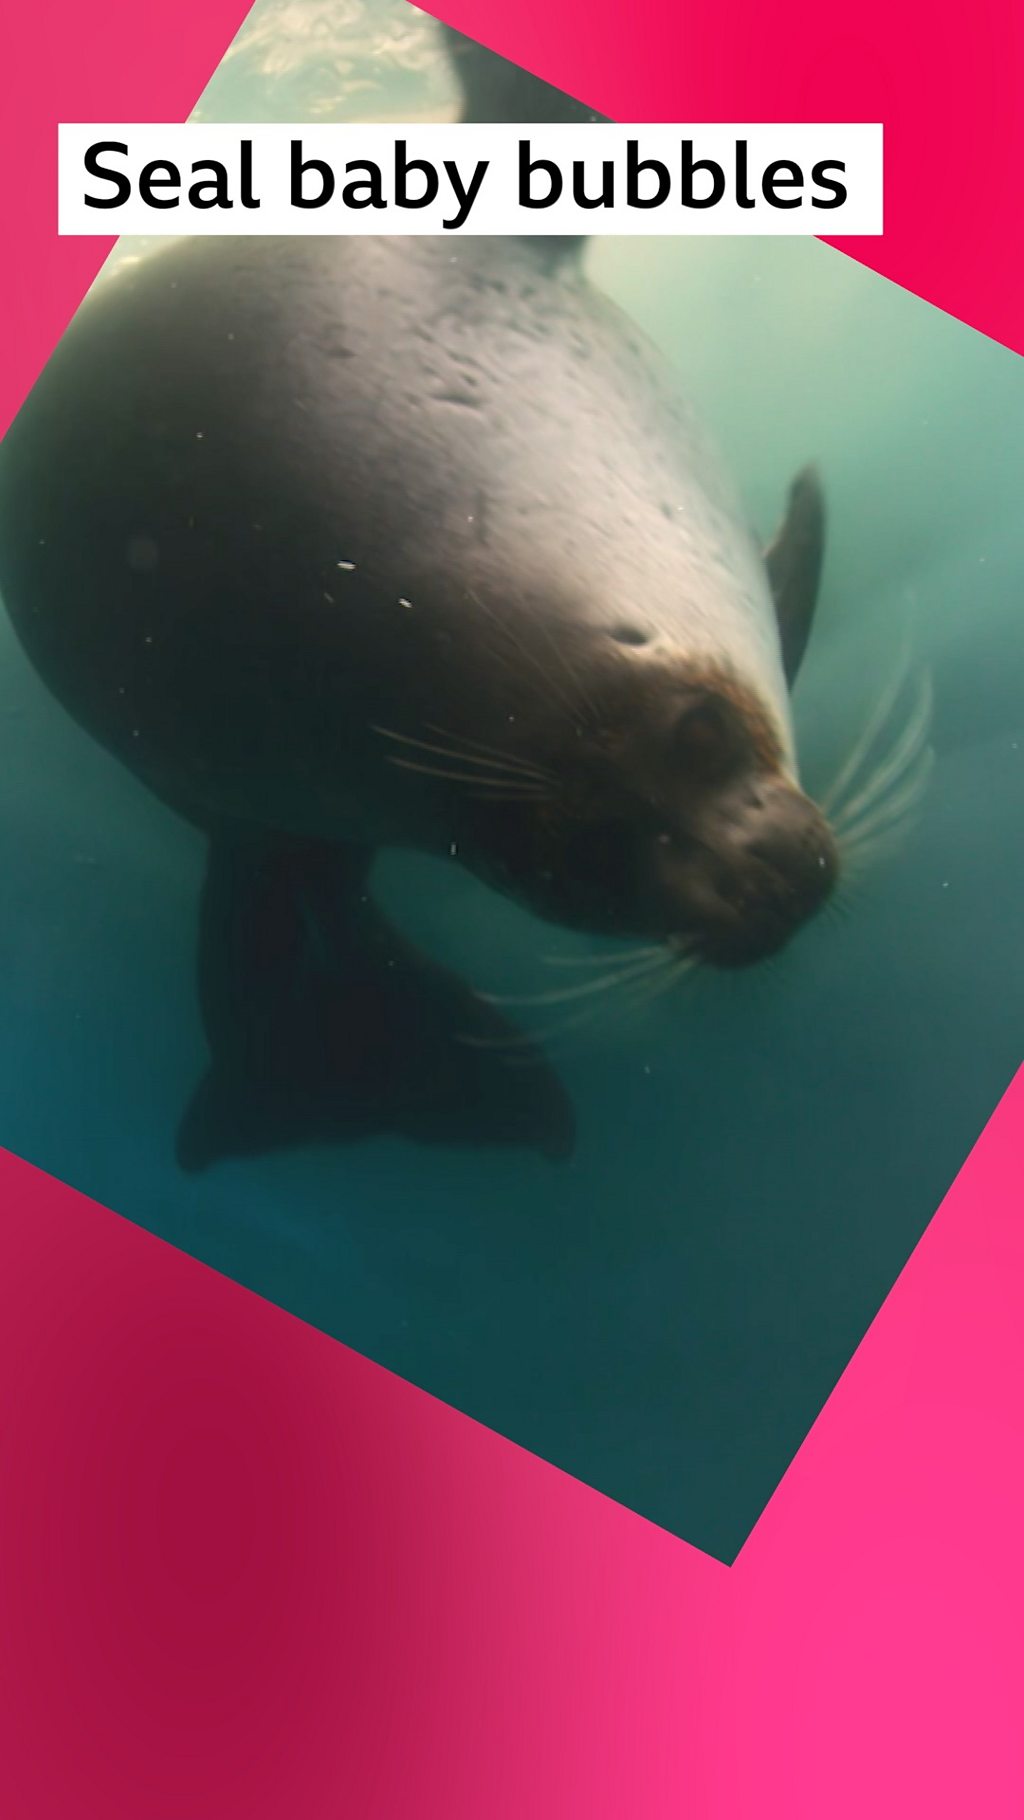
[1,1,1021,1561]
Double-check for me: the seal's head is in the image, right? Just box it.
[448,653,839,970]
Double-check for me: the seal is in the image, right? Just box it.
[0,27,838,1169]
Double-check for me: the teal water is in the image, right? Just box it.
[1,2,1021,1558]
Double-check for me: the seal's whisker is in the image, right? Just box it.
[465,787,550,803]
[471,946,693,1057]
[840,746,938,844]
[374,724,549,783]
[482,951,668,1009]
[542,944,666,970]
[838,771,933,880]
[546,950,687,1035]
[820,642,913,816]
[462,951,676,1054]
[840,823,920,881]
[616,955,695,1017]
[458,993,620,1052]
[837,779,932,866]
[822,882,862,926]
[839,732,934,825]
[832,673,934,834]
[836,764,931,855]
[840,760,938,859]
[457,1027,542,1053]
[423,723,552,781]
[374,722,551,784]
[839,772,931,850]
[386,755,548,793]
[527,970,678,1047]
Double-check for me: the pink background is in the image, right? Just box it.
[423,0,1024,358]
[1,4,1022,1814]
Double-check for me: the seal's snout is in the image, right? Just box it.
[675,777,838,968]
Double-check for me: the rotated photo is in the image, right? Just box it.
[1,0,1021,1557]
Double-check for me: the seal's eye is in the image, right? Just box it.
[673,694,736,780]
[609,622,651,648]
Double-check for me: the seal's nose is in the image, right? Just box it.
[746,780,837,892]
[690,779,838,967]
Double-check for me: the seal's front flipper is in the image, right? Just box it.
[764,465,826,686]
[177,833,574,1172]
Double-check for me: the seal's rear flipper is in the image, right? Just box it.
[441,21,605,125]
[176,832,575,1172]
[763,465,826,686]
[439,22,605,272]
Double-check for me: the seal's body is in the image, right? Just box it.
[1,234,793,837]
[0,41,835,1168]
